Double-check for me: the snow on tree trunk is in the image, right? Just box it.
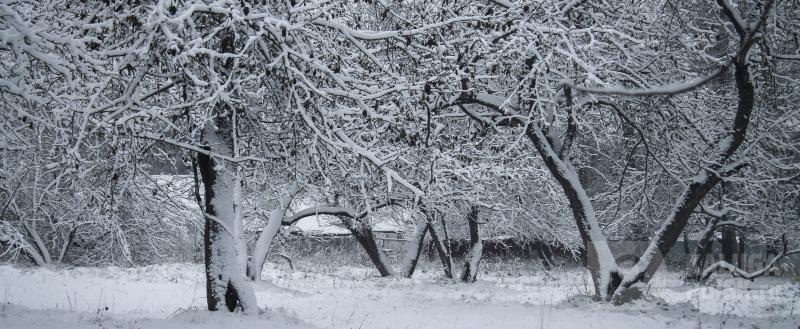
[198,125,257,313]
[619,14,759,296]
[460,207,482,283]
[18,239,47,266]
[525,124,619,299]
[400,221,430,278]
[194,26,257,313]
[2,224,47,266]
[21,223,52,266]
[247,206,284,281]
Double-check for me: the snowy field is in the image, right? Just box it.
[1,262,798,329]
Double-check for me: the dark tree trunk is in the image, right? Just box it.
[721,226,737,265]
[348,221,394,277]
[460,207,483,283]
[626,13,758,289]
[536,243,555,270]
[427,222,453,278]
[682,230,690,255]
[737,235,746,269]
[525,124,615,297]
[522,11,758,298]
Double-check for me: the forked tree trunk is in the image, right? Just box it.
[460,206,483,283]
[629,18,758,289]
[250,203,401,278]
[419,206,454,278]
[20,242,47,267]
[526,124,619,299]
[22,222,51,266]
[451,0,760,302]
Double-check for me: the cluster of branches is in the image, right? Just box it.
[1,0,799,311]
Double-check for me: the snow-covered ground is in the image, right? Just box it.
[1,262,798,328]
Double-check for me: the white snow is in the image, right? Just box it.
[293,216,351,235]
[293,214,404,235]
[1,263,797,328]
[0,304,316,329]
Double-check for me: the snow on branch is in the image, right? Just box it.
[330,129,424,197]
[702,235,800,281]
[281,199,399,225]
[697,204,738,219]
[311,16,486,41]
[282,206,355,225]
[564,65,728,96]
[136,133,280,163]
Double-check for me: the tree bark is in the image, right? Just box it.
[197,28,256,313]
[460,206,482,283]
[721,226,737,265]
[345,219,395,277]
[737,234,746,269]
[197,126,257,313]
[427,222,453,278]
[22,222,51,265]
[526,124,618,299]
[628,16,758,288]
[448,0,763,303]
